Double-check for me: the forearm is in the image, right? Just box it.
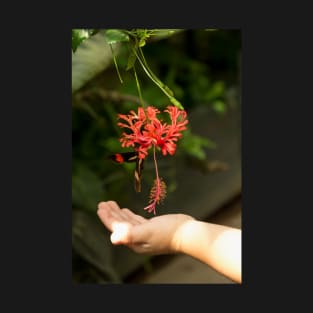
[174,220,242,283]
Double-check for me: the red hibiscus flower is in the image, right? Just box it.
[117,105,188,215]
[117,105,188,159]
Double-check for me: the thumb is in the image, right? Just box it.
[110,222,151,245]
[110,223,131,244]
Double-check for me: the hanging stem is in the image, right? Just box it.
[138,47,172,96]
[133,66,145,107]
[109,44,123,84]
[132,46,184,109]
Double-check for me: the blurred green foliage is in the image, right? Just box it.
[72,29,98,52]
[72,29,240,283]
[72,27,241,215]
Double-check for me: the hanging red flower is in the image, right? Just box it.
[117,105,188,159]
[117,105,188,214]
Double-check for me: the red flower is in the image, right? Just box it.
[117,105,188,159]
[117,105,188,215]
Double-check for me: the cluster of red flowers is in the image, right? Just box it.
[117,105,188,160]
[117,105,188,214]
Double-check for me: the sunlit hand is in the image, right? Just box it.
[97,201,194,255]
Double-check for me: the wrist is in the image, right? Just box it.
[171,218,198,254]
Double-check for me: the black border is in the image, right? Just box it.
[3,2,311,310]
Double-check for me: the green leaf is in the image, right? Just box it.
[72,31,114,93]
[126,50,137,71]
[149,29,183,40]
[180,129,216,160]
[169,96,184,110]
[212,100,226,115]
[104,29,129,44]
[205,81,225,101]
[72,29,90,53]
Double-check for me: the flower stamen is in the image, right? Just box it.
[143,146,167,215]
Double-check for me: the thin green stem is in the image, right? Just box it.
[133,46,184,109]
[109,44,123,84]
[138,47,168,91]
[132,48,168,96]
[131,48,153,80]
[133,66,145,107]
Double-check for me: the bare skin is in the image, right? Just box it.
[97,200,242,283]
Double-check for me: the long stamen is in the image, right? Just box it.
[144,145,167,215]
[153,145,159,181]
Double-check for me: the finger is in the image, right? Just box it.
[97,203,115,232]
[120,208,144,225]
[116,207,135,222]
[106,201,137,223]
[102,200,127,221]
[106,200,122,214]
[98,201,120,216]
[110,222,132,244]
[110,216,149,245]
[97,201,123,231]
[122,208,148,224]
[134,214,148,224]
